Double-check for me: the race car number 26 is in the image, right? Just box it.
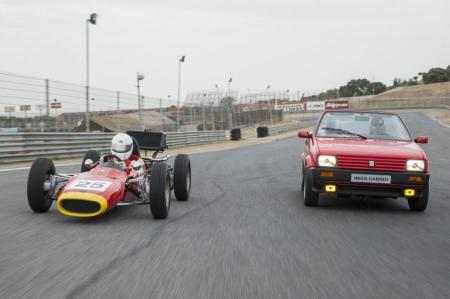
[67,180,111,192]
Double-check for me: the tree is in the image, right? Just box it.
[422,67,449,84]
[393,77,419,88]
[338,79,372,97]
[369,82,387,94]
[318,89,339,100]
[393,78,402,87]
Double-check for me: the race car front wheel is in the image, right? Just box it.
[27,158,55,213]
[149,162,171,219]
[174,154,191,201]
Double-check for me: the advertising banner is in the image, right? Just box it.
[274,103,305,113]
[325,100,349,110]
[305,101,325,112]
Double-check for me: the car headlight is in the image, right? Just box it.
[318,155,337,167]
[406,160,425,172]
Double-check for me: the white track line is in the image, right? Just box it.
[0,162,79,173]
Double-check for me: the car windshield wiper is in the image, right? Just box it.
[320,127,367,139]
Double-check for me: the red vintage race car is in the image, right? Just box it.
[26,131,191,219]
[298,111,430,211]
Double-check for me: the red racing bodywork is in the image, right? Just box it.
[56,165,129,217]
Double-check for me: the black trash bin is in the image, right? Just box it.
[257,126,269,138]
[230,128,242,140]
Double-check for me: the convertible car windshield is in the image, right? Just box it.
[317,112,411,141]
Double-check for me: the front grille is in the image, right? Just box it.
[60,199,101,214]
[337,156,406,172]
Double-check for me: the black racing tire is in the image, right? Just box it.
[174,154,191,201]
[150,162,171,219]
[27,158,55,213]
[303,170,319,207]
[300,162,305,192]
[408,184,429,212]
[81,150,100,172]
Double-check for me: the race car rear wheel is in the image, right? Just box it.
[81,150,100,172]
[408,185,429,212]
[174,154,191,201]
[303,170,319,207]
[149,162,171,219]
[27,158,55,213]
[300,162,305,192]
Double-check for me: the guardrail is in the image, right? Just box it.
[266,118,319,137]
[268,123,302,135]
[0,131,227,164]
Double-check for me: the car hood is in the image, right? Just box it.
[316,137,426,160]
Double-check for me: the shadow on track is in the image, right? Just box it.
[287,189,411,213]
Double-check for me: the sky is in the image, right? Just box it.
[0,0,449,99]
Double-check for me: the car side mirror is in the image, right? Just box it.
[298,129,312,139]
[414,136,428,144]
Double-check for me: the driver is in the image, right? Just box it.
[370,116,387,136]
[110,133,145,177]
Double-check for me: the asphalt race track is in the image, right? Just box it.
[0,112,449,299]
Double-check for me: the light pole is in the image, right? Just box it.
[226,78,233,129]
[215,84,220,129]
[136,73,145,130]
[85,12,97,132]
[116,91,120,110]
[201,93,206,130]
[176,55,186,131]
[266,84,273,124]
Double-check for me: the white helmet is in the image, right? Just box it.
[111,133,133,160]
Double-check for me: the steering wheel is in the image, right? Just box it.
[99,154,126,171]
[102,153,122,163]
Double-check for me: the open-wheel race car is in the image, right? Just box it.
[26,131,191,219]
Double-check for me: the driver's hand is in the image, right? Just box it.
[130,160,145,177]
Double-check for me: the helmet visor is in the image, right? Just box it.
[112,143,132,153]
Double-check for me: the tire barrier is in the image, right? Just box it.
[257,127,269,138]
[230,128,242,141]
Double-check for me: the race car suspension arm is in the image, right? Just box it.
[43,174,72,200]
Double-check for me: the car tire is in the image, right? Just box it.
[27,158,55,213]
[149,162,171,219]
[174,154,191,201]
[300,162,305,192]
[81,150,100,172]
[408,185,429,212]
[303,170,319,207]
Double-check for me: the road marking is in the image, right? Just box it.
[0,162,79,173]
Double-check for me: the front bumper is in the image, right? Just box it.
[310,168,429,198]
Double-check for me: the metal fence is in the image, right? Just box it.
[0,71,290,133]
[0,131,227,164]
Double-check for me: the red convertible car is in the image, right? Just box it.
[298,111,430,211]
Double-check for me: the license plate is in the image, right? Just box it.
[350,173,391,184]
